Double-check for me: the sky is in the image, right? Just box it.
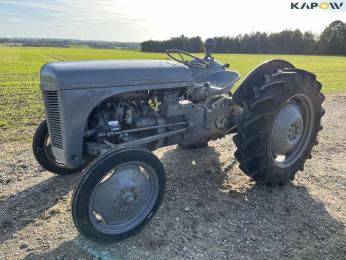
[0,0,345,42]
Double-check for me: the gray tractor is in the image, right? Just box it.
[33,39,324,242]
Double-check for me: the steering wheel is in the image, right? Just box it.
[166,49,209,69]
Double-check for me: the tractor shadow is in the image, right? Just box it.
[0,173,79,243]
[23,144,346,259]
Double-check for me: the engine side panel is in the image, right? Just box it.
[44,82,191,168]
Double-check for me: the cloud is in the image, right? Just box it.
[0,0,151,41]
[0,0,344,41]
[0,0,71,13]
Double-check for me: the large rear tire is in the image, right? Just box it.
[233,68,325,185]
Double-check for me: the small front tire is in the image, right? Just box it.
[72,147,166,242]
[32,120,83,175]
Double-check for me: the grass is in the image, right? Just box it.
[0,47,345,142]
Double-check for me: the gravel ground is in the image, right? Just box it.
[0,94,345,260]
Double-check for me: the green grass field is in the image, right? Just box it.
[0,47,345,142]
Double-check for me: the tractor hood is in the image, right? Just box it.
[41,60,193,90]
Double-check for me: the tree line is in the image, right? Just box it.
[0,38,140,50]
[141,20,346,55]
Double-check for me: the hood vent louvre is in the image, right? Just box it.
[44,91,63,149]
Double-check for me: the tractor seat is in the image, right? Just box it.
[197,70,240,94]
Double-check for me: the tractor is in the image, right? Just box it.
[33,39,324,241]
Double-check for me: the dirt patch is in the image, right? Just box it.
[0,94,345,259]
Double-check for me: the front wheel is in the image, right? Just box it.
[233,68,325,185]
[32,120,83,175]
[72,147,166,242]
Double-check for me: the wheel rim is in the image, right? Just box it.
[88,161,159,235]
[270,94,314,168]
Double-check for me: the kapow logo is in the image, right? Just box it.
[291,2,344,9]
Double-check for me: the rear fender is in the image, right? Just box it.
[233,59,294,105]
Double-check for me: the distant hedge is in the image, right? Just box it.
[0,38,140,50]
[141,36,204,53]
[141,20,346,55]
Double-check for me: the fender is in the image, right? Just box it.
[233,59,295,105]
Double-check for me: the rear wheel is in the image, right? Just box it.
[32,120,83,175]
[72,147,166,242]
[233,68,325,185]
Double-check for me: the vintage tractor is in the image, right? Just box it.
[33,39,324,242]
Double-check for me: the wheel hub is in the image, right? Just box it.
[287,119,303,143]
[271,103,304,155]
[112,185,140,212]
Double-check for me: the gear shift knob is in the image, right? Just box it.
[205,38,215,58]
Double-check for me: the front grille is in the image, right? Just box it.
[44,91,63,149]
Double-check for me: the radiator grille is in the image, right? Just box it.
[44,91,63,149]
